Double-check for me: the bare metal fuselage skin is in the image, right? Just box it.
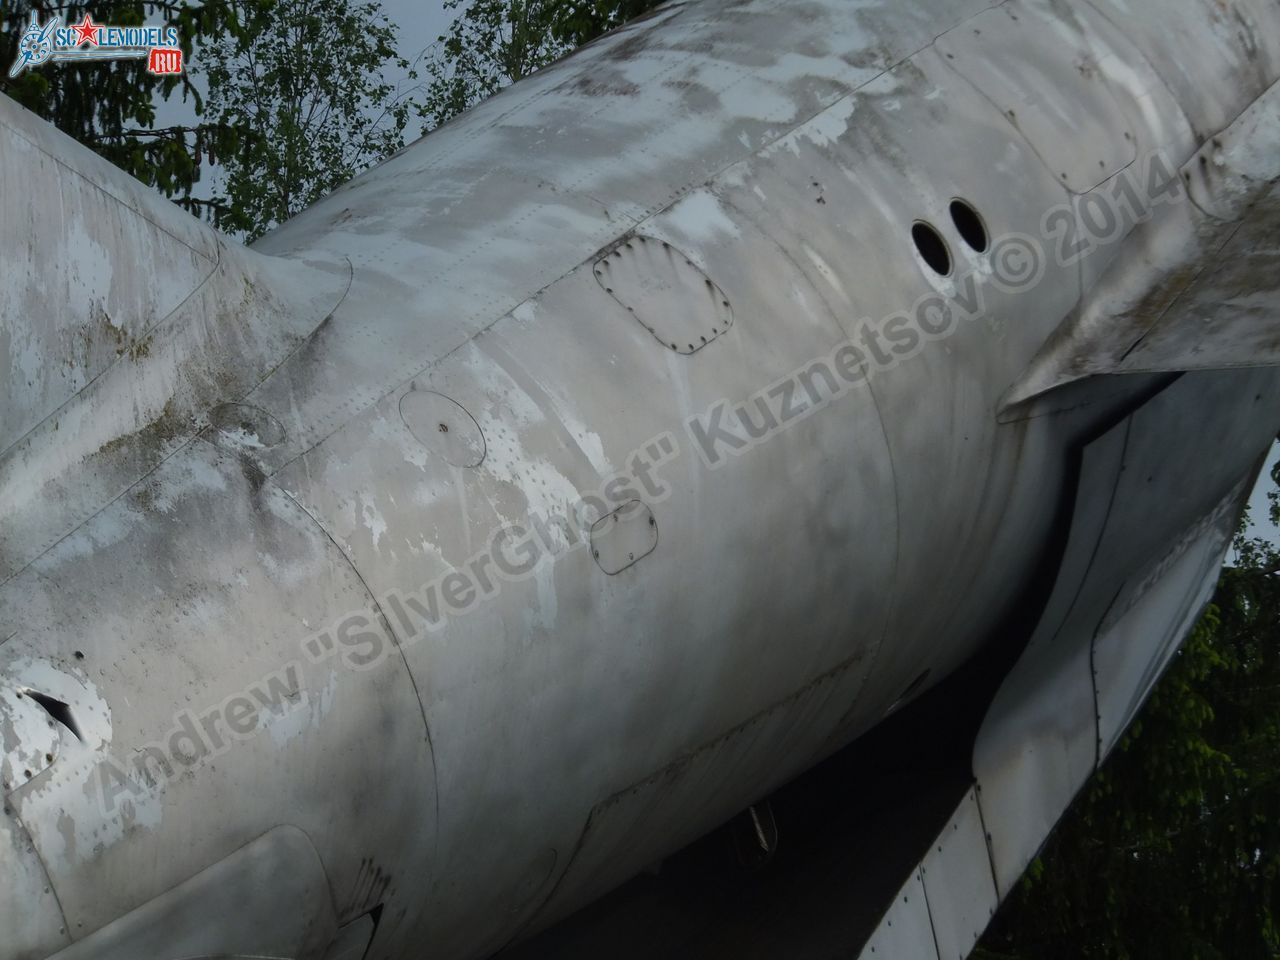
[3,1,1280,958]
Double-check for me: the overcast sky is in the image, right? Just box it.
[147,0,457,200]
[380,0,458,122]
[389,0,457,83]
[153,1,456,149]
[1243,443,1279,543]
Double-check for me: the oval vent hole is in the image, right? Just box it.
[24,691,83,743]
[911,222,951,276]
[949,199,988,252]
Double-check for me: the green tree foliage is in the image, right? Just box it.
[0,1,243,214]
[976,457,1280,960]
[2,1,662,235]
[201,0,414,239]
[419,0,662,130]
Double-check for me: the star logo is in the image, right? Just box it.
[71,13,100,46]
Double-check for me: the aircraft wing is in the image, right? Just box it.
[1004,79,1280,410]
[864,368,1271,957]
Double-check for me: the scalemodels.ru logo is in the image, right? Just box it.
[8,13,183,78]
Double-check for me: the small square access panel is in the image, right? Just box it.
[590,500,658,575]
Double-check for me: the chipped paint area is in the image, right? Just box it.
[359,493,391,552]
[802,243,854,305]
[0,110,215,458]
[2,655,118,877]
[775,93,864,159]
[529,559,562,634]
[655,191,743,246]
[59,773,166,873]
[261,668,333,749]
[562,421,611,477]
[440,342,596,527]
[476,416,586,534]
[212,425,268,452]
[138,454,231,515]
